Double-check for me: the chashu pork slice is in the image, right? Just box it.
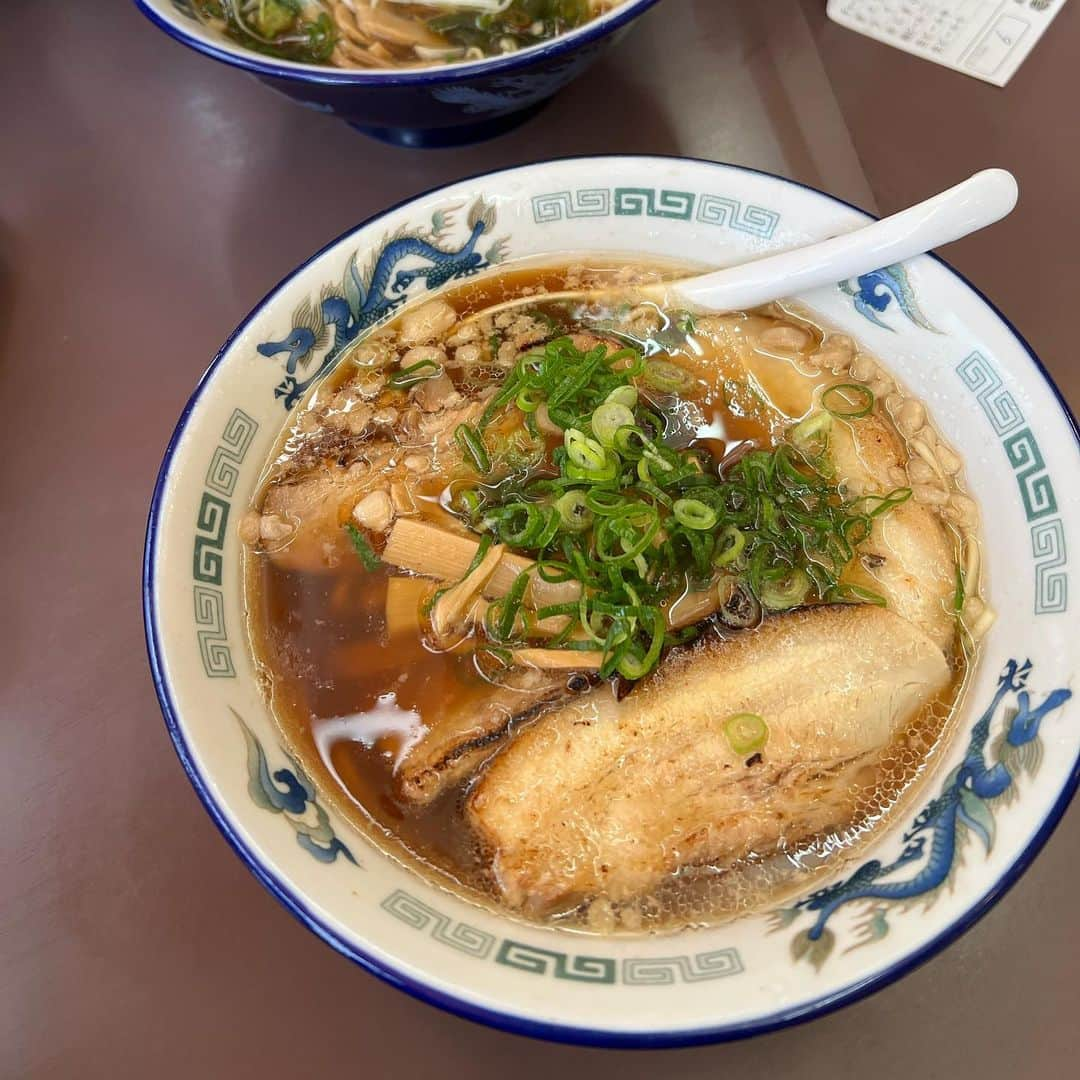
[831,413,958,651]
[467,604,950,914]
[397,678,571,807]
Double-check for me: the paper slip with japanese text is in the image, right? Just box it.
[827,0,1068,86]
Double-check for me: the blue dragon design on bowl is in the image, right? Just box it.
[258,198,506,408]
[234,709,358,866]
[772,658,1071,968]
[840,264,939,333]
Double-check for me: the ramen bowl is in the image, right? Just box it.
[134,1,662,147]
[144,156,1079,1046]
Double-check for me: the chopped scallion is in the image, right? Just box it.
[455,423,491,474]
[556,490,593,532]
[431,331,909,685]
[672,498,718,531]
[723,712,769,755]
[759,567,810,611]
[344,523,381,571]
[643,359,693,393]
[714,524,746,567]
[953,562,966,613]
[605,384,639,409]
[388,358,442,389]
[591,401,636,448]
[821,382,875,419]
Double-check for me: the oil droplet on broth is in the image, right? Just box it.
[313,692,427,777]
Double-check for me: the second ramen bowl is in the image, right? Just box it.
[134,1,663,147]
[145,156,1079,1046]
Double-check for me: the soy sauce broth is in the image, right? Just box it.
[244,259,976,931]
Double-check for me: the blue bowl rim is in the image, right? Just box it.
[132,0,664,87]
[143,154,1080,1049]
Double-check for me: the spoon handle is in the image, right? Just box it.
[670,168,1018,313]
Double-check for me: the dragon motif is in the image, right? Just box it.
[259,198,505,409]
[839,263,939,333]
[234,710,358,866]
[771,659,1072,969]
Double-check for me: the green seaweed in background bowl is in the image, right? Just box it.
[192,0,335,64]
[429,0,593,55]
[192,1,599,67]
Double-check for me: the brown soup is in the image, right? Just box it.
[242,260,982,931]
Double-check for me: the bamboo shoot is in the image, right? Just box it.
[430,543,506,647]
[382,519,580,608]
[385,576,432,639]
[511,648,605,671]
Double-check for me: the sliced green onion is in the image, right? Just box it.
[454,487,482,520]
[516,386,544,413]
[759,567,811,611]
[638,480,673,508]
[774,446,817,492]
[566,456,618,484]
[713,524,746,567]
[642,359,693,393]
[564,428,608,472]
[556,490,593,532]
[676,310,697,335]
[718,582,762,629]
[672,498,718,531]
[455,423,491,474]
[476,646,512,671]
[860,487,913,517]
[642,442,676,475]
[831,582,888,606]
[614,608,665,680]
[953,562,966,613]
[535,507,562,549]
[723,712,769,755]
[388,358,441,389]
[841,514,872,549]
[585,488,628,516]
[577,593,605,646]
[496,570,530,641]
[822,382,875,419]
[605,384,639,409]
[487,502,545,547]
[535,558,575,584]
[477,370,524,430]
[343,523,381,571]
[595,505,660,563]
[591,401,636,447]
[434,327,910,687]
[613,425,651,460]
[790,411,832,456]
[463,532,494,577]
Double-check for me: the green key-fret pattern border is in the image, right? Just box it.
[381,890,744,986]
[955,351,1067,613]
[190,408,259,676]
[531,187,780,238]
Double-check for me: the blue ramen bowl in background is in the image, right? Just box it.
[134,0,664,147]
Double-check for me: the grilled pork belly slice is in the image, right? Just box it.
[467,604,950,913]
[396,677,572,808]
[831,413,957,651]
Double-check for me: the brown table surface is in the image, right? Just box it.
[4,1,1078,1074]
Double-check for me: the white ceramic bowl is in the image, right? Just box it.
[144,157,1079,1046]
